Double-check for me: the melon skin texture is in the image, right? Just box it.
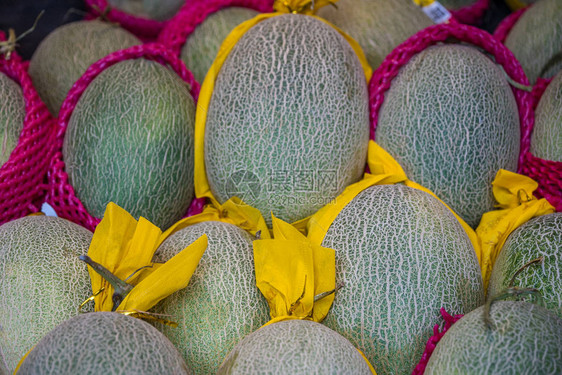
[424,301,562,374]
[151,221,269,375]
[0,216,92,374]
[63,59,195,230]
[488,213,562,318]
[28,20,140,116]
[317,0,432,69]
[321,184,484,375]
[505,0,562,84]
[17,312,191,375]
[218,320,372,375]
[108,0,184,21]
[531,71,562,161]
[205,14,370,225]
[0,72,25,166]
[181,7,260,83]
[376,44,520,228]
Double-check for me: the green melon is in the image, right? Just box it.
[531,71,562,161]
[218,320,372,374]
[17,312,191,374]
[205,14,370,225]
[424,301,562,374]
[28,20,140,116]
[151,221,269,374]
[376,44,520,228]
[0,72,25,166]
[108,0,184,21]
[181,7,260,83]
[320,184,484,375]
[63,58,195,230]
[504,0,562,84]
[317,0,432,69]
[0,216,92,374]
[488,213,562,318]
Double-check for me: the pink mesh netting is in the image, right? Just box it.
[158,0,273,55]
[412,308,464,374]
[448,0,489,25]
[369,22,533,171]
[46,43,204,232]
[493,6,528,43]
[85,0,179,40]
[521,78,562,211]
[0,32,57,225]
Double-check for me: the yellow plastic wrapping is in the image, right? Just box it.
[253,214,377,373]
[308,141,480,259]
[476,170,555,290]
[84,202,208,313]
[193,2,372,235]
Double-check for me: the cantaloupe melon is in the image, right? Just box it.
[218,320,372,374]
[17,312,191,374]
[316,0,432,69]
[108,0,185,21]
[0,216,92,374]
[531,71,562,162]
[0,72,25,166]
[205,14,370,225]
[63,58,195,230]
[28,20,140,116]
[180,7,260,83]
[151,221,269,374]
[488,213,562,318]
[320,184,484,375]
[504,0,562,84]
[376,44,520,228]
[424,301,562,374]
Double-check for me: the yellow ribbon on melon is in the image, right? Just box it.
[476,170,555,291]
[193,0,372,235]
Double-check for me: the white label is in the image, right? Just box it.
[41,202,58,217]
[422,2,452,24]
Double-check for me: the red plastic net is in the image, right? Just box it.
[0,31,57,225]
[448,0,489,25]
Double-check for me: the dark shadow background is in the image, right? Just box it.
[0,0,513,61]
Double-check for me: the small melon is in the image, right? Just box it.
[0,216,92,374]
[320,184,484,375]
[488,213,562,318]
[504,0,562,84]
[317,0,432,69]
[531,71,562,161]
[218,320,372,374]
[0,72,25,166]
[424,301,562,374]
[17,312,191,374]
[180,7,260,83]
[151,221,269,374]
[28,20,140,116]
[63,58,195,230]
[376,44,520,228]
[205,14,370,225]
[108,0,185,21]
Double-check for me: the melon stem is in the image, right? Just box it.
[79,255,134,311]
[483,256,545,329]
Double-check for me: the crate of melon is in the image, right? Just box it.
[0,30,56,225]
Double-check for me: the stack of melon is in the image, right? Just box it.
[1,0,562,374]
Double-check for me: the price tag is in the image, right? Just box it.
[412,0,452,24]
